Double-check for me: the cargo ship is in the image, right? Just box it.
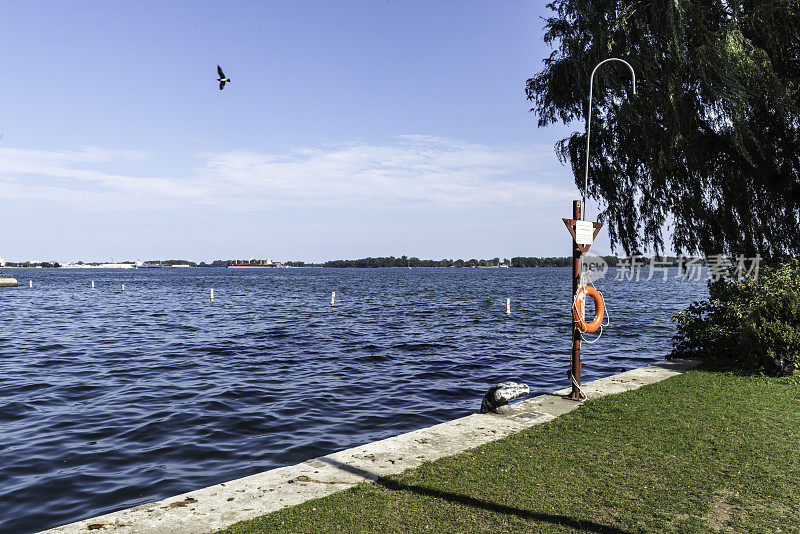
[227,259,284,268]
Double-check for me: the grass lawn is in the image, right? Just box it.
[221,364,800,533]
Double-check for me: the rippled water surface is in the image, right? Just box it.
[0,267,706,532]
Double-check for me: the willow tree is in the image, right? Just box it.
[527,0,800,257]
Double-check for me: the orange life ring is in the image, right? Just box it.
[573,285,605,333]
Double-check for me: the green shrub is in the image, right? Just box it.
[740,290,800,375]
[671,259,800,375]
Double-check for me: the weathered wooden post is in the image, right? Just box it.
[570,200,583,400]
[563,200,602,401]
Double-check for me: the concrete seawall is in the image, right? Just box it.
[44,359,698,534]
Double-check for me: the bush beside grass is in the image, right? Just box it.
[671,260,800,375]
[220,365,800,533]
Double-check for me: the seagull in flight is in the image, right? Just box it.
[217,65,230,90]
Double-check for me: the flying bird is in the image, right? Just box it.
[217,65,230,90]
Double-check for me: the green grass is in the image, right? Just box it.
[222,364,800,533]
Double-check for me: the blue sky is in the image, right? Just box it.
[0,1,610,262]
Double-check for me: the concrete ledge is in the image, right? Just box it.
[43,359,698,534]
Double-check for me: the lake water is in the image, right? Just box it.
[0,267,707,532]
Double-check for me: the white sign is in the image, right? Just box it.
[574,221,595,245]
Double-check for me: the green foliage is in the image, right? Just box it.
[741,289,800,375]
[672,259,800,374]
[528,1,800,257]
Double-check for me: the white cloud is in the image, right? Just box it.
[0,147,203,208]
[0,136,574,211]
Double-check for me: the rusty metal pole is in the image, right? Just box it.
[570,200,583,400]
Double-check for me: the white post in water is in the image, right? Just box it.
[122,283,125,292]
[331,291,335,306]
[29,280,33,288]
[91,281,95,289]
[506,298,511,314]
[210,288,214,300]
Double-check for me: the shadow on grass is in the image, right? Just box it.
[315,457,629,534]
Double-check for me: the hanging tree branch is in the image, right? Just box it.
[527,0,800,258]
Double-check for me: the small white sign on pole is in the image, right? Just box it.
[574,221,595,245]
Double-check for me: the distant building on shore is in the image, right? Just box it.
[60,262,136,269]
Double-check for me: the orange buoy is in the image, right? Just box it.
[573,285,605,333]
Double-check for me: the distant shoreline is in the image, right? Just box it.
[1,255,704,270]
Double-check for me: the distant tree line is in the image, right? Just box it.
[0,256,699,269]
[312,256,693,268]
[510,256,621,267]
[3,261,61,268]
[510,257,571,267]
[316,255,614,268]
[322,256,510,268]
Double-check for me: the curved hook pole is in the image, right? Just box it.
[583,58,636,220]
